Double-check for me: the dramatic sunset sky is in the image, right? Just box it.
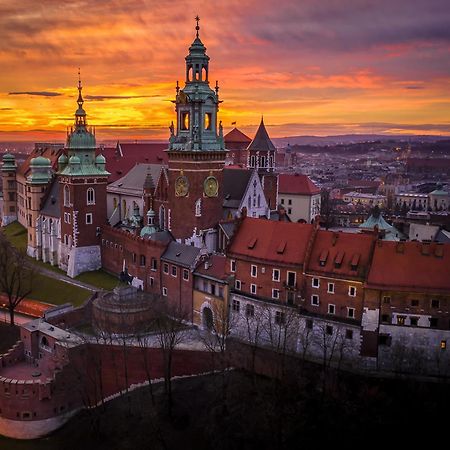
[1,0,450,142]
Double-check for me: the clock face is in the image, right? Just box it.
[175,175,189,197]
[204,176,218,197]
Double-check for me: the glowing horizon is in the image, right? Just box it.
[1,0,450,142]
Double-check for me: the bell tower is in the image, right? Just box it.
[58,72,110,277]
[166,17,227,245]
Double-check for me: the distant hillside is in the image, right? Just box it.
[272,134,449,147]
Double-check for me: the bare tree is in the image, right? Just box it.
[0,232,35,326]
[153,301,189,418]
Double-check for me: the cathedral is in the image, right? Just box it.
[1,18,280,278]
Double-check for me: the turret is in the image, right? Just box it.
[1,152,18,226]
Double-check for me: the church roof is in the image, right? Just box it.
[223,168,252,208]
[108,163,163,196]
[359,212,394,231]
[279,173,320,195]
[40,180,60,218]
[161,242,201,268]
[224,128,252,144]
[247,118,276,152]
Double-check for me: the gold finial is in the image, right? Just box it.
[195,15,200,38]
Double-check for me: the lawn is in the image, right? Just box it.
[2,221,119,292]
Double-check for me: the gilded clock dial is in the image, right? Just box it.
[204,176,218,197]
[175,175,189,196]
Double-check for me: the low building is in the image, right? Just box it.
[342,191,386,208]
[278,173,321,223]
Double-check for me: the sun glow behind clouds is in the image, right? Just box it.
[1,0,450,141]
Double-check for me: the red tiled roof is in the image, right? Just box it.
[367,241,450,293]
[17,145,63,178]
[195,254,228,281]
[228,217,314,265]
[224,127,252,144]
[307,230,375,280]
[106,142,167,183]
[278,173,320,195]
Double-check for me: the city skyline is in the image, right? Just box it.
[1,0,450,142]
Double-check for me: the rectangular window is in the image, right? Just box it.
[381,314,389,323]
[345,329,353,340]
[288,208,292,214]
[149,277,154,287]
[132,253,137,264]
[326,325,333,335]
[287,291,295,305]
[441,340,447,350]
[151,258,157,271]
[379,335,391,346]
[328,304,335,315]
[287,271,296,287]
[275,311,285,326]
[250,283,257,295]
[163,263,169,274]
[312,278,320,288]
[232,299,240,312]
[327,282,335,294]
[85,213,93,225]
[181,111,190,130]
[230,260,236,273]
[410,317,418,326]
[429,317,438,327]
[411,299,419,307]
[251,265,257,277]
[183,269,189,281]
[348,307,355,319]
[397,315,406,326]
[272,269,280,282]
[281,198,285,205]
[211,284,216,296]
[288,199,292,205]
[235,279,241,290]
[140,255,146,266]
[348,286,357,297]
[311,294,319,306]
[162,287,168,296]
[383,296,391,304]
[246,304,255,317]
[272,289,279,300]
[204,112,212,130]
[171,266,177,277]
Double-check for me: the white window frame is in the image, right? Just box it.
[86,187,95,205]
[272,288,280,300]
[327,282,335,294]
[251,264,258,278]
[328,304,335,315]
[162,287,168,297]
[163,263,169,274]
[311,294,319,306]
[312,277,320,288]
[250,283,257,295]
[348,286,357,297]
[235,279,241,290]
[85,213,93,225]
[272,268,280,282]
[171,265,177,277]
[183,269,189,281]
[230,259,236,273]
[348,307,355,318]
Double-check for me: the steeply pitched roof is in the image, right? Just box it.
[228,217,313,265]
[279,173,320,195]
[247,118,276,152]
[161,241,201,268]
[224,127,252,144]
[41,180,60,218]
[108,163,163,196]
[367,241,450,293]
[306,230,375,280]
[17,145,63,178]
[223,168,252,208]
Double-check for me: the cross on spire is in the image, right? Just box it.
[195,15,200,38]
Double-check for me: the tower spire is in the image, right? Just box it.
[195,15,200,38]
[77,68,84,108]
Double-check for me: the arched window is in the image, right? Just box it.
[87,187,95,205]
[41,336,49,348]
[260,155,267,168]
[195,199,202,217]
[257,194,261,207]
[63,185,70,207]
[122,200,127,219]
[250,155,256,168]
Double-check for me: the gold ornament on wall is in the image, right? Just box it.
[175,175,189,196]
[204,176,218,197]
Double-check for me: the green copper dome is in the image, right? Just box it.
[69,155,81,165]
[58,153,68,164]
[30,156,51,167]
[1,152,16,172]
[2,153,15,162]
[68,130,96,149]
[95,154,106,164]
